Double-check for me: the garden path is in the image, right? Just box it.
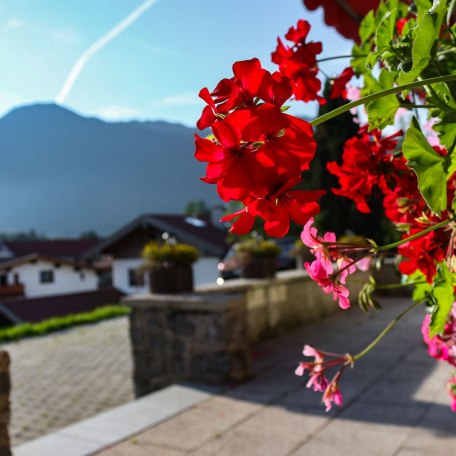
[98,297,456,456]
[1,316,133,446]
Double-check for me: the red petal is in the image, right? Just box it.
[194,135,224,162]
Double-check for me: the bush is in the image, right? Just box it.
[0,305,130,343]
[142,241,199,266]
[235,239,281,258]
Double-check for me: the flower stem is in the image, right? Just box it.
[353,300,424,361]
[316,54,366,63]
[310,74,456,127]
[376,218,454,252]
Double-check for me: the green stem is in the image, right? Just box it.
[317,54,366,63]
[353,300,424,361]
[377,218,454,252]
[310,74,456,127]
[375,281,427,290]
[399,103,436,109]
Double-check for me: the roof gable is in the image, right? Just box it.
[92,213,227,258]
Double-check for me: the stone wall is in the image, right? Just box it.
[126,270,368,397]
[0,351,11,456]
[128,293,250,397]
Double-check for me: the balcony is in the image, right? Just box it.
[0,284,25,299]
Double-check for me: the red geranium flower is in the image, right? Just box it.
[327,127,403,213]
[271,19,325,104]
[197,58,292,130]
[330,67,355,100]
[222,174,324,238]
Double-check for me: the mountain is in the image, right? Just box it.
[0,103,219,236]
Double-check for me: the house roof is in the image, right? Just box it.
[0,288,124,323]
[4,239,100,259]
[303,0,380,42]
[90,213,228,258]
[0,253,96,271]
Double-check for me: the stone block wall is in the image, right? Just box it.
[126,270,368,397]
[128,293,250,397]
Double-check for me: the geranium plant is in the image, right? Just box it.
[142,241,199,268]
[194,0,456,412]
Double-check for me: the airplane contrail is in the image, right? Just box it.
[55,0,159,104]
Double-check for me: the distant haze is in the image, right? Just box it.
[0,103,218,237]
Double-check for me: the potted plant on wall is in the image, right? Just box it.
[142,241,199,294]
[234,238,281,279]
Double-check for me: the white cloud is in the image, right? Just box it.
[55,0,159,104]
[153,92,200,108]
[49,29,79,46]
[95,105,141,120]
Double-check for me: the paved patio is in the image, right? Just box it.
[96,297,456,456]
[1,316,134,446]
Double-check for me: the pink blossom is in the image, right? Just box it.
[346,84,360,101]
[322,373,343,411]
[301,217,336,272]
[421,306,456,367]
[296,346,349,412]
[305,258,352,309]
[356,255,372,271]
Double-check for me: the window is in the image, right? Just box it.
[40,270,54,284]
[128,268,144,287]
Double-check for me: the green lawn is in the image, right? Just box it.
[0,305,130,343]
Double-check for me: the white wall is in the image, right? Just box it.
[113,259,148,295]
[194,257,219,286]
[5,260,98,298]
[113,257,220,294]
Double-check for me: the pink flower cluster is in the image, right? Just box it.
[422,302,456,411]
[421,305,456,367]
[301,218,371,309]
[295,344,351,411]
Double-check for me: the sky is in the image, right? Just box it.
[0,0,353,127]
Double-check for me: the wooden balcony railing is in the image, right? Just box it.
[0,284,25,299]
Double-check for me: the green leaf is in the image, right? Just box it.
[365,69,400,130]
[429,261,455,337]
[407,270,433,302]
[359,10,376,42]
[434,112,456,157]
[398,0,447,85]
[376,9,397,54]
[402,117,447,215]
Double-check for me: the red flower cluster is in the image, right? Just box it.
[398,230,447,283]
[195,58,324,237]
[327,126,404,214]
[271,19,325,104]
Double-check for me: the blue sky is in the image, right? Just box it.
[1,0,353,126]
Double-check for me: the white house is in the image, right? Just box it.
[88,213,228,295]
[0,254,98,299]
[0,239,101,300]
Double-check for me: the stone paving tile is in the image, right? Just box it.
[291,420,413,456]
[97,440,186,456]
[99,298,456,456]
[130,396,260,452]
[395,432,456,456]
[2,316,134,446]
[193,406,329,456]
